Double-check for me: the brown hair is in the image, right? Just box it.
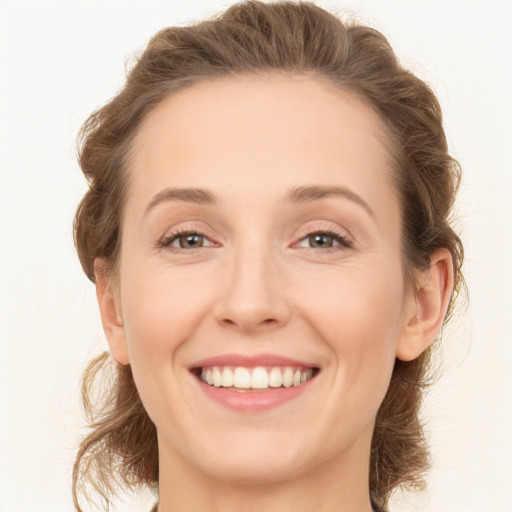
[72,1,464,510]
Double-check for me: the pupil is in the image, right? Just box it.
[310,234,332,248]
[181,234,203,248]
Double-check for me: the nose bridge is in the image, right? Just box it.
[215,233,290,331]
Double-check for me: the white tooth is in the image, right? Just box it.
[300,371,307,383]
[201,369,207,383]
[283,367,293,388]
[293,370,301,386]
[212,367,222,387]
[206,369,213,385]
[233,367,251,389]
[251,367,269,389]
[269,367,283,387]
[221,367,234,387]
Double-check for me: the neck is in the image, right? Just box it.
[156,437,374,512]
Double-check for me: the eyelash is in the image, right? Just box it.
[157,227,216,251]
[295,229,353,250]
[157,227,352,252]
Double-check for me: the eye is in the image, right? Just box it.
[159,230,215,250]
[296,230,352,250]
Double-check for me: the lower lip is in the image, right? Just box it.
[194,376,316,412]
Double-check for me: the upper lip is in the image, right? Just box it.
[190,353,319,369]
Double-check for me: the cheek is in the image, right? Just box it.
[119,268,213,362]
[294,262,404,396]
[117,267,216,427]
[300,263,404,342]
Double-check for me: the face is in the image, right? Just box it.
[105,74,419,486]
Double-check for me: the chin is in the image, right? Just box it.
[178,427,318,485]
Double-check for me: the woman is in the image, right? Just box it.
[72,2,464,511]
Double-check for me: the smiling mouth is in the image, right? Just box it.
[192,366,320,391]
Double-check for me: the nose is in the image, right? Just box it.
[214,243,291,333]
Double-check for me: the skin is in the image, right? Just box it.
[96,74,453,512]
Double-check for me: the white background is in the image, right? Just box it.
[0,1,511,511]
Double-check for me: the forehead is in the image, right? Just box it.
[126,73,398,225]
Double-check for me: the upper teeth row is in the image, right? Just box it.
[200,366,314,389]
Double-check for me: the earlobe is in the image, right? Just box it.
[94,258,130,365]
[396,248,454,361]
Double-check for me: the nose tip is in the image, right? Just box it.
[213,255,291,333]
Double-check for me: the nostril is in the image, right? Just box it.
[219,316,279,330]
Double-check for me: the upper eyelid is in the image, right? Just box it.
[160,222,217,239]
[296,227,348,238]
[293,224,353,242]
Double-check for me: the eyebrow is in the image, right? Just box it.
[143,185,373,217]
[287,185,375,217]
[144,187,216,216]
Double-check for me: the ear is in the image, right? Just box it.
[396,248,455,361]
[94,258,130,365]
